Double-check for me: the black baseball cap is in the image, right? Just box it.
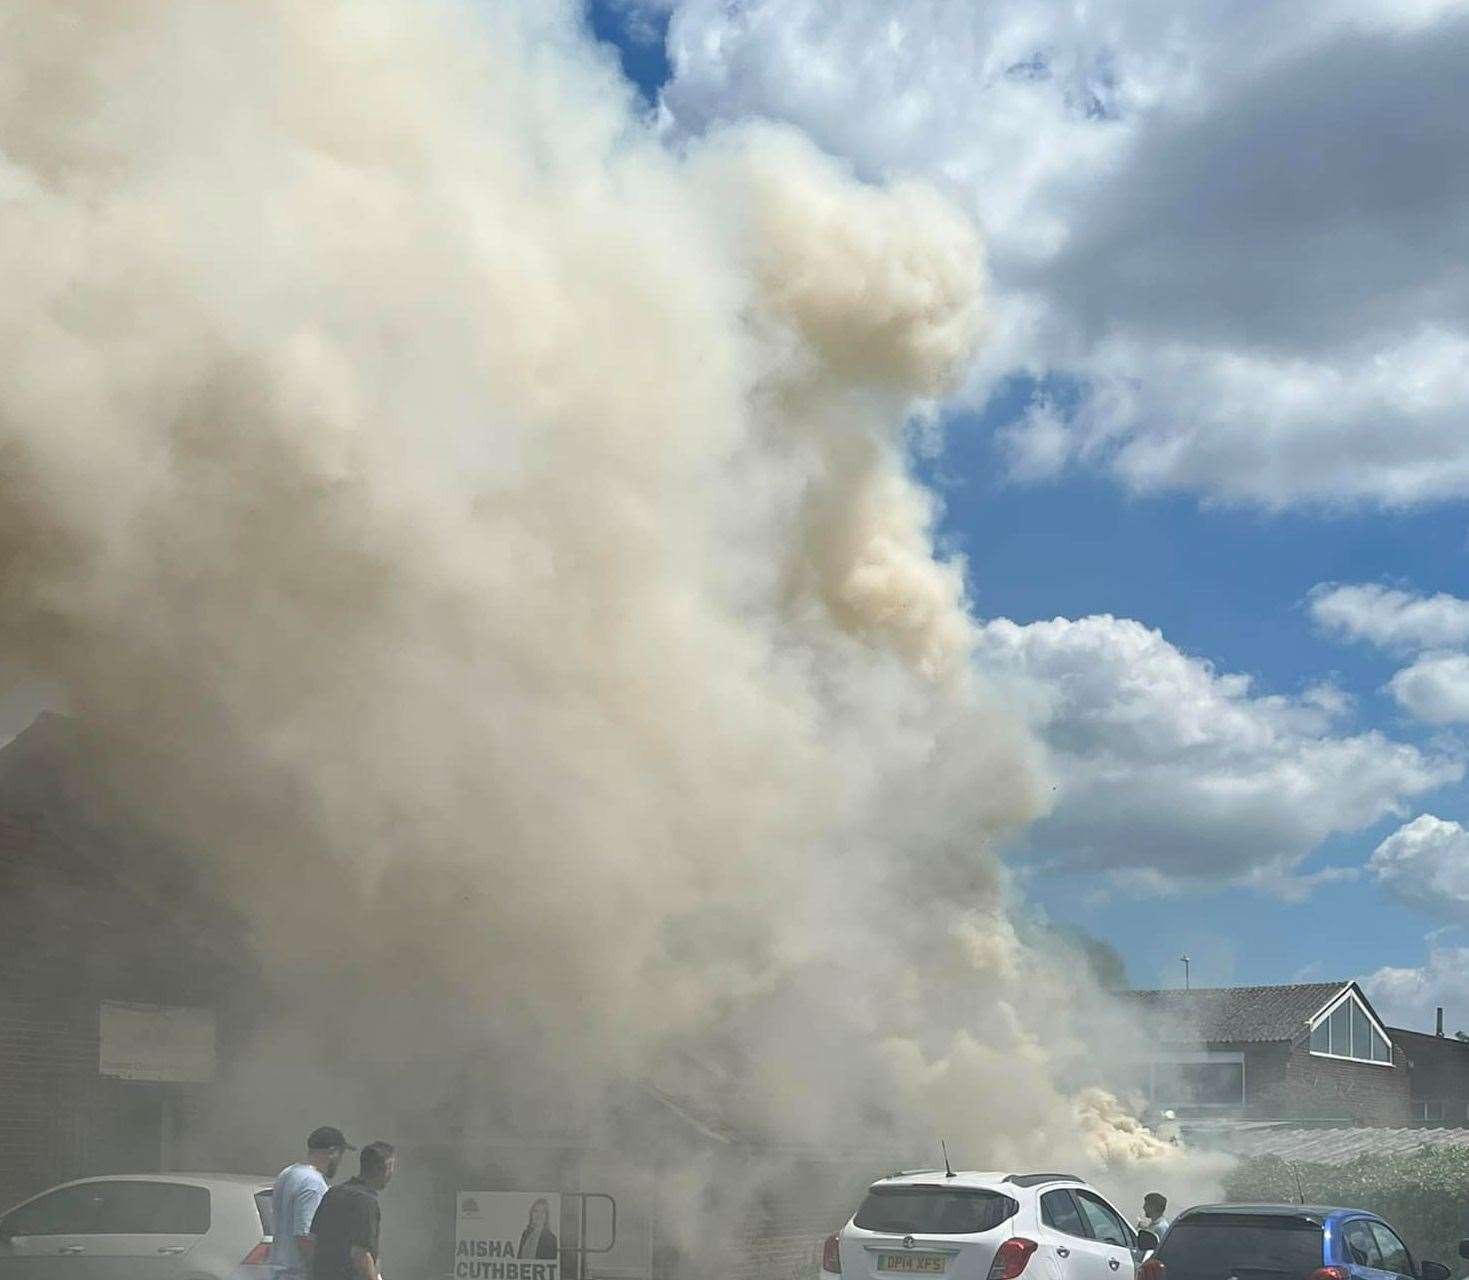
[308,1126,356,1152]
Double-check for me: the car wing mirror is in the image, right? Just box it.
[1421,1262,1451,1280]
[1136,1231,1159,1253]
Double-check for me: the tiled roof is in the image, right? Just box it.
[1223,1125,1469,1165]
[1124,981,1352,1043]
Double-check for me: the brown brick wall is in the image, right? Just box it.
[0,811,247,1212]
[1240,1042,1292,1118]
[730,1233,823,1280]
[1393,1028,1469,1124]
[0,995,104,1211]
[1283,1039,1412,1124]
[646,1160,869,1279]
[1202,1035,1412,1125]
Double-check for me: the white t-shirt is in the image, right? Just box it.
[270,1163,329,1279]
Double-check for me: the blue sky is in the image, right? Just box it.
[932,389,1469,995]
[587,0,1469,1024]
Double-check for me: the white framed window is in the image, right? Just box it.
[1412,1100,1446,1123]
[1308,989,1392,1065]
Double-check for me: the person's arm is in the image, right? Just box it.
[294,1184,326,1265]
[350,1245,379,1280]
[345,1194,379,1280]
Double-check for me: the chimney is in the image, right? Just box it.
[1437,1007,1445,1037]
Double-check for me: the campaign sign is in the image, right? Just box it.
[456,1192,561,1280]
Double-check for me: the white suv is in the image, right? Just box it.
[822,1171,1143,1280]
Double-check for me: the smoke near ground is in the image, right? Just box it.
[0,0,1201,1262]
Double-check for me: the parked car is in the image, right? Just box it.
[821,1170,1144,1279]
[0,1172,275,1280]
[1137,1204,1452,1280]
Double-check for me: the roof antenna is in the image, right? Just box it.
[942,1140,956,1179]
[1292,1164,1305,1206]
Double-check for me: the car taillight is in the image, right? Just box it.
[987,1238,1039,1280]
[1309,1269,1350,1280]
[821,1233,842,1275]
[241,1242,271,1266]
[1139,1258,1166,1280]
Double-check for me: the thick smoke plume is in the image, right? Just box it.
[0,0,1196,1261]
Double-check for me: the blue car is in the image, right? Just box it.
[1137,1204,1451,1280]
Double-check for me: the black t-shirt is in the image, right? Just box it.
[310,1179,380,1280]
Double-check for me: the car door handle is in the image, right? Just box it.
[1110,1259,1122,1270]
[59,1246,86,1255]
[1057,1247,1070,1258]
[158,1246,187,1255]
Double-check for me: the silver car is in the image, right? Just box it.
[0,1173,275,1280]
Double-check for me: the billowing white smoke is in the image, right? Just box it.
[0,0,1189,1242]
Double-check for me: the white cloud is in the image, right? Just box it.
[1369,814,1469,917]
[973,614,1461,891]
[655,0,1469,507]
[1365,948,1469,1037]
[1308,585,1469,724]
[1310,584,1469,651]
[1387,652,1469,725]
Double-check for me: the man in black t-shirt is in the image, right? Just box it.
[311,1141,396,1280]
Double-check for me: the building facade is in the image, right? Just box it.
[1390,1022,1469,1126]
[0,714,861,1280]
[1125,981,1414,1126]
[0,715,255,1214]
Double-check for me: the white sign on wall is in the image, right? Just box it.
[99,1002,217,1082]
[456,1191,561,1280]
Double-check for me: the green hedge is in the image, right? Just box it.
[1223,1149,1469,1272]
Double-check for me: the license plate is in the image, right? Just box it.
[878,1255,945,1274]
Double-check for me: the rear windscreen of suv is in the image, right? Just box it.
[1156,1213,1324,1280]
[255,1191,275,1236]
[854,1188,1018,1235]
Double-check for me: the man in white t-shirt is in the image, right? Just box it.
[270,1127,354,1280]
[1136,1193,1171,1244]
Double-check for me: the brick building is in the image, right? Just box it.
[0,714,256,1214]
[0,715,860,1280]
[1124,981,1413,1125]
[1390,1018,1469,1126]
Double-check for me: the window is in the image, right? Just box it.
[1343,1221,1382,1268]
[1352,1004,1373,1058]
[853,1188,1017,1235]
[0,1183,210,1237]
[1041,1190,1089,1239]
[1156,1214,1323,1278]
[255,1190,275,1236]
[1,1186,105,1237]
[1310,992,1392,1064]
[97,1183,208,1234]
[0,1181,211,1240]
[1074,1192,1131,1248]
[1368,1222,1414,1277]
[1413,1100,1446,1123]
[1146,1056,1246,1111]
